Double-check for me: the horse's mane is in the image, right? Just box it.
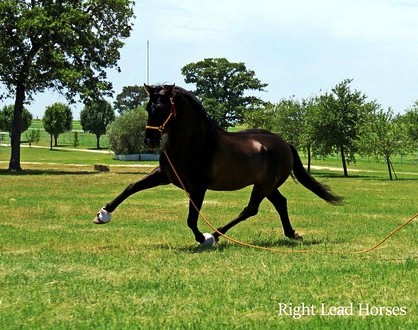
[166,85,220,127]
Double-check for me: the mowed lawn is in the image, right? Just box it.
[0,148,417,329]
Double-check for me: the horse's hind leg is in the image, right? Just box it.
[266,189,303,240]
[212,186,265,241]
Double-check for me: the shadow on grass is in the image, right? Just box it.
[312,171,418,181]
[249,237,324,248]
[0,168,155,176]
[114,170,156,176]
[0,169,94,176]
[169,237,325,254]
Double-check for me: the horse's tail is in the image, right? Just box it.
[289,144,343,205]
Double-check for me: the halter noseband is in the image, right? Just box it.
[145,96,176,133]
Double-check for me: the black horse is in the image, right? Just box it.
[94,84,342,244]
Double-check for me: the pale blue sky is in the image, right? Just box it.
[2,0,418,118]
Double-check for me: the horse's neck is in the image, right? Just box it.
[164,102,219,159]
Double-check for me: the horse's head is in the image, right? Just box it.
[144,84,176,149]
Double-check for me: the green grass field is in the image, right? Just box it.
[0,147,417,329]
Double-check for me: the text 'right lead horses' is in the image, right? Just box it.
[95,84,343,245]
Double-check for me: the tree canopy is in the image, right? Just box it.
[0,104,32,137]
[357,107,410,179]
[114,85,148,114]
[80,99,115,149]
[181,58,267,129]
[42,102,73,149]
[401,102,418,148]
[312,79,377,177]
[0,0,135,170]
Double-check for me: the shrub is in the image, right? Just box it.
[107,107,148,155]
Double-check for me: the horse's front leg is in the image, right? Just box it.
[94,167,169,224]
[186,187,207,244]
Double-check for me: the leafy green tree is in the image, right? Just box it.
[271,98,306,150]
[114,85,148,114]
[358,107,410,180]
[246,97,307,150]
[80,99,115,149]
[0,0,134,171]
[300,97,323,172]
[107,107,148,155]
[244,102,276,132]
[42,103,73,149]
[400,102,418,149]
[26,129,40,147]
[244,97,317,172]
[313,79,376,177]
[0,105,32,137]
[181,58,268,129]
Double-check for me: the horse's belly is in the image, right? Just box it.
[208,164,258,191]
[208,179,253,191]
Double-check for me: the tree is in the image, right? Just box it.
[0,0,134,171]
[0,105,32,136]
[42,103,73,149]
[80,99,115,149]
[313,79,376,177]
[181,58,268,129]
[400,102,418,149]
[300,97,322,173]
[107,107,148,155]
[358,107,410,180]
[26,129,40,147]
[244,102,276,132]
[271,98,307,150]
[114,85,148,114]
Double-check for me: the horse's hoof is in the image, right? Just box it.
[200,233,217,247]
[291,232,303,240]
[93,214,106,224]
[93,208,111,224]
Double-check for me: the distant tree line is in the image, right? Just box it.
[244,79,418,179]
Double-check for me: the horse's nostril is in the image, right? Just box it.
[144,138,153,148]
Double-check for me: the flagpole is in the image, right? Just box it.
[147,40,150,85]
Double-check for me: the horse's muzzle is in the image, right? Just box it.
[144,138,160,150]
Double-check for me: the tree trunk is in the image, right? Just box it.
[96,134,100,149]
[8,85,25,171]
[50,134,53,150]
[340,145,348,177]
[386,156,393,180]
[54,134,58,147]
[307,143,312,173]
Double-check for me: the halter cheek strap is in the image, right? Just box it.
[145,97,176,133]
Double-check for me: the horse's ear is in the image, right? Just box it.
[144,84,152,95]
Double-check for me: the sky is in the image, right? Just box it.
[1,0,418,119]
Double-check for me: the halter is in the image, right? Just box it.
[145,97,176,133]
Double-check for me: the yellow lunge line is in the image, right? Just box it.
[163,150,417,255]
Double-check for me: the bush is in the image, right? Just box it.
[107,107,148,155]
